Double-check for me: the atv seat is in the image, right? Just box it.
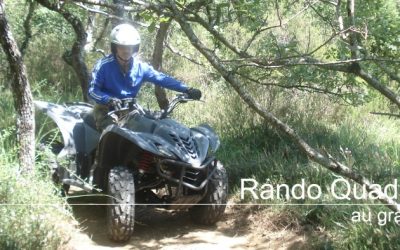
[81,112,98,131]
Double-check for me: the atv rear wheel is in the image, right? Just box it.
[37,141,69,195]
[106,166,135,242]
[189,161,228,225]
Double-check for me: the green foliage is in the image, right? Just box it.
[1,0,400,248]
[0,127,73,250]
[167,58,400,248]
[361,1,400,58]
[343,215,400,250]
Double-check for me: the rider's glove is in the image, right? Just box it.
[186,88,202,100]
[107,97,122,110]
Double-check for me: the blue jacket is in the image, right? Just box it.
[89,55,188,104]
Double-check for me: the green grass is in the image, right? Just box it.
[1,2,399,248]
[0,65,81,247]
[1,39,400,249]
[0,127,74,250]
[1,69,399,249]
[167,72,400,249]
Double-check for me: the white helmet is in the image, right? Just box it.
[110,23,140,46]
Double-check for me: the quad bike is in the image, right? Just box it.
[34,94,228,242]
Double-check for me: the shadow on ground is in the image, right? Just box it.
[66,191,319,250]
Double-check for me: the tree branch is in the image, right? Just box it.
[20,1,35,57]
[306,57,400,108]
[72,0,149,11]
[356,68,400,108]
[235,70,353,102]
[37,0,90,101]
[165,43,205,66]
[305,28,351,56]
[167,0,400,213]
[370,112,400,118]
[376,62,400,84]
[241,0,284,54]
[310,3,336,32]
[72,2,149,28]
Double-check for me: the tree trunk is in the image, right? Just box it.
[0,0,35,173]
[152,20,171,110]
[36,0,89,101]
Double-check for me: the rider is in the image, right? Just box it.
[89,23,201,130]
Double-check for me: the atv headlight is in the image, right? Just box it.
[156,145,174,158]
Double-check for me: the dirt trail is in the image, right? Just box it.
[65,192,314,250]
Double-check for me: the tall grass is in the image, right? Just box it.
[0,77,79,248]
[1,48,399,249]
[0,5,399,247]
[1,59,399,249]
[0,126,74,249]
[162,60,400,248]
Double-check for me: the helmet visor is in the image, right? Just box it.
[114,44,140,58]
[132,44,140,55]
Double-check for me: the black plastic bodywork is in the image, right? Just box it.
[35,100,221,199]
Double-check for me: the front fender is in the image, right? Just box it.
[191,124,220,152]
[95,125,180,189]
[34,100,99,156]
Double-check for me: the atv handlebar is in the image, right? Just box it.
[160,93,200,119]
[106,94,199,119]
[107,98,144,117]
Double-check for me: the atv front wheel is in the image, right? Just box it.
[189,161,228,225]
[106,166,135,242]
